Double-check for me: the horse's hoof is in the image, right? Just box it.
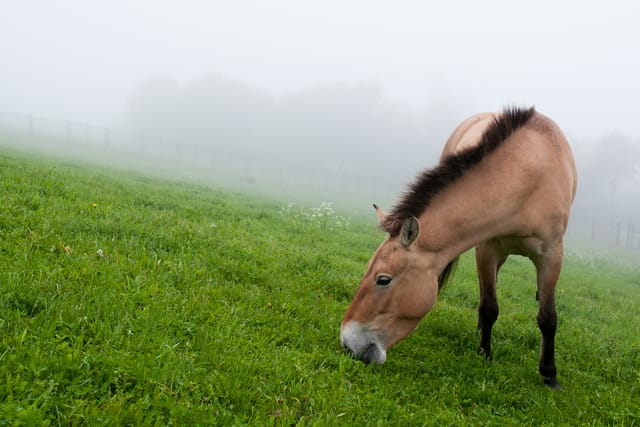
[477,347,492,360]
[544,377,563,390]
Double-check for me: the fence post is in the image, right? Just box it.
[27,114,34,137]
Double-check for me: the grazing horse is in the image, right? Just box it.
[340,107,577,389]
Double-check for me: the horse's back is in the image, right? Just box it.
[443,110,576,202]
[442,109,577,253]
[440,112,497,158]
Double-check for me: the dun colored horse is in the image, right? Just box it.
[341,107,577,389]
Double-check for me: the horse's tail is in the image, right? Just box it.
[437,257,459,294]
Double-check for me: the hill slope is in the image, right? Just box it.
[1,149,638,425]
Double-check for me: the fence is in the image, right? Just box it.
[0,111,146,150]
[0,111,401,205]
[568,216,640,250]
[2,110,639,251]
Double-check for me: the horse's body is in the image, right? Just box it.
[341,107,577,388]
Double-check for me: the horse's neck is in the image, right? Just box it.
[416,156,524,263]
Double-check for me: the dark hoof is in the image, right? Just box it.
[544,377,563,390]
[477,347,492,360]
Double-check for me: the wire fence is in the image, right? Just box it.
[568,216,640,250]
[0,111,144,150]
[2,110,639,251]
[0,111,401,205]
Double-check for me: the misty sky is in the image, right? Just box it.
[1,0,639,141]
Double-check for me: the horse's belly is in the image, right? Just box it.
[486,235,545,258]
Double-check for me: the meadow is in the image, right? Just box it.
[0,147,639,425]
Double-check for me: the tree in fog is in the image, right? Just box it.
[591,132,640,217]
[180,74,274,154]
[128,74,274,153]
[128,76,180,142]
[275,81,449,179]
[276,81,386,171]
[125,73,466,195]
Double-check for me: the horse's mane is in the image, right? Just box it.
[381,106,536,236]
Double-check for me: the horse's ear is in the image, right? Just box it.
[400,216,420,248]
[373,203,387,227]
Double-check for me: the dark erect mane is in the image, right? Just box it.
[382,106,536,236]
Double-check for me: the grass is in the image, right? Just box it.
[0,147,639,425]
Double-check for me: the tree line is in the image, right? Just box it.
[126,73,640,224]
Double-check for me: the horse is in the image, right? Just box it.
[340,106,577,389]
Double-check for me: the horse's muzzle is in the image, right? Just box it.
[340,321,387,364]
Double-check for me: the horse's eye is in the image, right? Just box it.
[375,275,392,286]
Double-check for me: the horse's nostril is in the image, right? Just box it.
[361,343,376,364]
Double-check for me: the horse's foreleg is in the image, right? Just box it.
[535,246,564,390]
[475,243,507,359]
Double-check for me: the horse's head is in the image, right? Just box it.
[340,205,440,364]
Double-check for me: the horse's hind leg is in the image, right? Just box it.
[475,242,507,359]
[534,245,564,390]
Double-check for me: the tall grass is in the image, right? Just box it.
[0,148,638,425]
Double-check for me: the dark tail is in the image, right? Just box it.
[437,257,459,294]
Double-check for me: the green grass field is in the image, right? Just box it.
[1,147,639,425]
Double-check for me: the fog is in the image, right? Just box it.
[1,1,640,249]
